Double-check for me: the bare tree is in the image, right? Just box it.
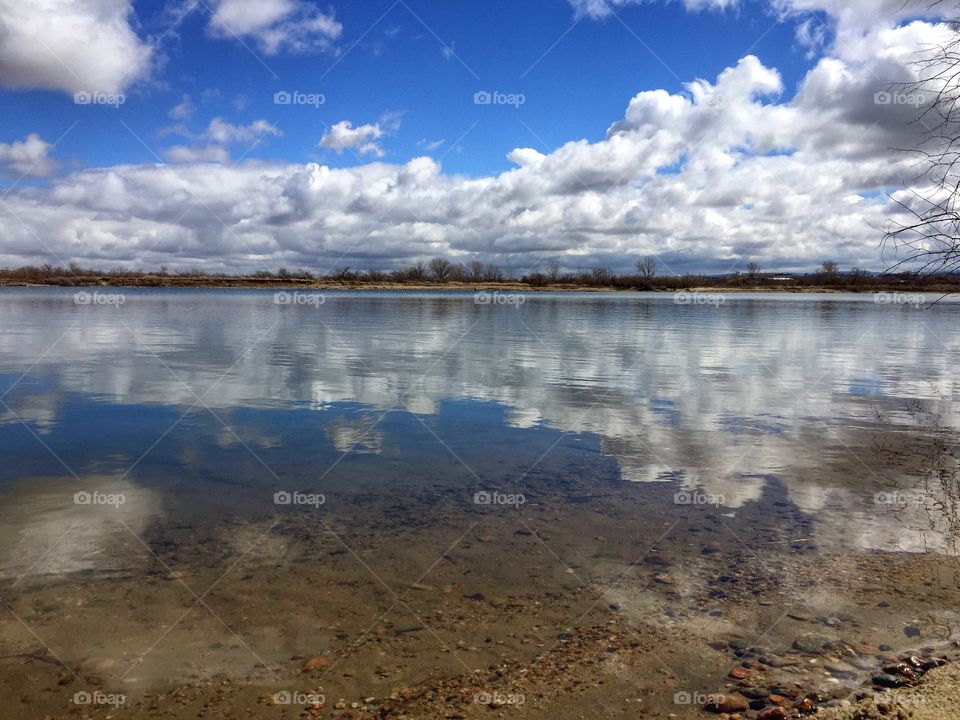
[747,261,761,278]
[591,267,615,285]
[885,11,960,273]
[405,262,426,281]
[636,256,657,280]
[821,260,839,278]
[547,262,561,283]
[429,257,452,282]
[483,263,503,282]
[468,260,485,281]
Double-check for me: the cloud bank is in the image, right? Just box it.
[0,1,953,274]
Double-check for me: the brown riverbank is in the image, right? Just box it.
[0,275,957,295]
[1,417,958,719]
[819,660,960,720]
[1,262,958,293]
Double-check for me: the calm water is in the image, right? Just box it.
[1,289,959,717]
[0,289,958,550]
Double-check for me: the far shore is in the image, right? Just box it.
[1,276,957,295]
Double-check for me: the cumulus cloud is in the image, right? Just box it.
[207,0,342,54]
[0,0,151,95]
[0,133,58,178]
[0,5,953,275]
[319,121,387,157]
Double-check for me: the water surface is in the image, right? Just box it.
[0,289,958,718]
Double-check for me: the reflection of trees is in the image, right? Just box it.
[906,399,960,566]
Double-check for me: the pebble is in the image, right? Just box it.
[704,694,749,713]
[825,662,858,679]
[302,656,330,671]
[760,654,797,668]
[793,632,835,653]
[758,708,788,720]
[872,673,906,688]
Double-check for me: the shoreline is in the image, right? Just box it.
[819,655,960,720]
[0,278,955,294]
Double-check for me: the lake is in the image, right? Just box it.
[0,288,958,719]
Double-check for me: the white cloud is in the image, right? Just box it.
[0,0,151,95]
[0,133,58,178]
[569,0,739,19]
[206,118,282,144]
[165,145,231,164]
[0,7,953,276]
[319,121,387,157]
[169,95,195,121]
[417,138,446,152]
[207,0,342,54]
[570,0,938,29]
[163,118,281,164]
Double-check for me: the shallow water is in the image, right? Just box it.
[0,289,958,718]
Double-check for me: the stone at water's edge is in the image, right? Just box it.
[704,694,749,713]
[793,632,836,653]
[758,708,789,720]
[302,657,330,671]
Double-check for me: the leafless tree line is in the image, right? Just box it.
[885,3,960,273]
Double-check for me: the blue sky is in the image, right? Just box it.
[0,0,948,273]
[2,0,817,176]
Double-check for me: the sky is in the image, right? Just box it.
[0,0,954,275]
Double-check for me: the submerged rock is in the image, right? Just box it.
[793,632,835,653]
[302,656,330,671]
[758,708,788,720]
[872,673,907,688]
[704,694,749,713]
